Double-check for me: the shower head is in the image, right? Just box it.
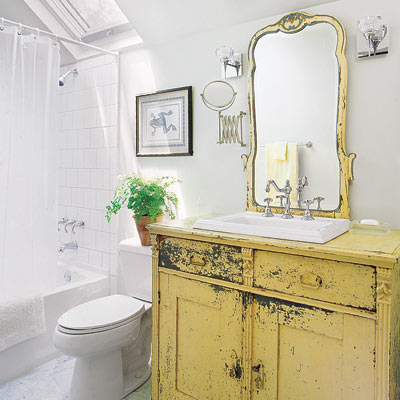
[59,68,78,87]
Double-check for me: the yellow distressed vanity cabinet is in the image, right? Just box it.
[146,12,398,399]
[149,219,400,400]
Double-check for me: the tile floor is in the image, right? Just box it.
[0,356,151,400]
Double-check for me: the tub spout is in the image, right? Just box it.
[58,240,78,253]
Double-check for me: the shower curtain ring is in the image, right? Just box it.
[53,34,58,45]
[0,18,5,31]
[17,23,22,35]
[33,28,40,40]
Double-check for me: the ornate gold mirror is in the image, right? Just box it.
[245,12,356,219]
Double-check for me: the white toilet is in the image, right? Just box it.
[53,239,152,400]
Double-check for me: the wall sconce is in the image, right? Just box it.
[357,16,388,58]
[215,45,243,79]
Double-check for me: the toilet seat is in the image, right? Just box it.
[57,295,145,335]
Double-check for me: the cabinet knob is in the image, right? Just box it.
[252,362,266,389]
[189,254,207,267]
[227,358,242,380]
[299,272,323,289]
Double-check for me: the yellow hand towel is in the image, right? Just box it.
[265,142,298,203]
[270,142,287,160]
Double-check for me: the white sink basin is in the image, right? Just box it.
[193,212,350,244]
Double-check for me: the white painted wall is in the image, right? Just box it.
[119,0,400,242]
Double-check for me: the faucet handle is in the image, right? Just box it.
[302,200,315,221]
[57,217,68,231]
[297,176,308,189]
[264,197,273,206]
[276,195,285,207]
[72,221,85,234]
[64,219,76,233]
[313,197,325,210]
[262,197,274,217]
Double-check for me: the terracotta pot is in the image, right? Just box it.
[134,214,163,246]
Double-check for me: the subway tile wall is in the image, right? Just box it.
[57,55,119,294]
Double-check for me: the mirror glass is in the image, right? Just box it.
[253,21,340,211]
[201,80,236,111]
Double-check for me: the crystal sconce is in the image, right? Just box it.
[215,45,243,79]
[357,16,388,58]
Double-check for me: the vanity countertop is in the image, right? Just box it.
[147,216,400,268]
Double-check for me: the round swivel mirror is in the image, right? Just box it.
[200,80,237,111]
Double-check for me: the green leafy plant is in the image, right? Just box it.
[106,174,181,223]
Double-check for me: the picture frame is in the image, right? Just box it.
[136,86,193,157]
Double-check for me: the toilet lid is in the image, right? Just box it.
[58,295,145,331]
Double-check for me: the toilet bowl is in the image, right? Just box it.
[53,240,152,400]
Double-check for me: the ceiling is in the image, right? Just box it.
[0,0,76,64]
[116,0,339,45]
[0,0,338,64]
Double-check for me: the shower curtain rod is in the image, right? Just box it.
[0,17,118,57]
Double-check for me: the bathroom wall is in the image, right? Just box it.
[118,0,400,242]
[57,55,119,293]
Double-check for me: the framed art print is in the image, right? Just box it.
[136,86,193,156]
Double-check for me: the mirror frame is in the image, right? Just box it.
[244,12,356,219]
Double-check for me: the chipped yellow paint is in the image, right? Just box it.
[251,296,374,400]
[148,217,400,268]
[251,297,375,399]
[150,234,161,400]
[390,260,400,400]
[159,266,375,320]
[376,267,392,399]
[159,237,244,284]
[246,12,355,219]
[150,218,400,399]
[158,273,244,399]
[254,251,376,310]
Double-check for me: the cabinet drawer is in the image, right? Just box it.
[254,251,376,310]
[159,237,243,284]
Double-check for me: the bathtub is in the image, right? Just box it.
[0,261,109,385]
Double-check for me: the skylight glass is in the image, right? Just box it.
[60,0,128,35]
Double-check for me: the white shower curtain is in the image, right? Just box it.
[0,26,59,297]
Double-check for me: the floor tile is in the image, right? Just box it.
[0,356,150,400]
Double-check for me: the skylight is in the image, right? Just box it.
[42,0,131,43]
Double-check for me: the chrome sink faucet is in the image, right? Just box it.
[263,197,274,217]
[296,176,308,208]
[265,179,294,219]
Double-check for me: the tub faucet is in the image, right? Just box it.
[265,179,294,219]
[58,240,78,253]
[57,217,68,231]
[71,220,85,234]
[64,219,76,233]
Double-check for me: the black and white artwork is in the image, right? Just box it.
[136,86,192,156]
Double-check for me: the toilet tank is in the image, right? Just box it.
[119,238,152,302]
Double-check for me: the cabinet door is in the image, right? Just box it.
[251,296,375,400]
[158,273,244,399]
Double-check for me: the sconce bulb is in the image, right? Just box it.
[358,16,387,56]
[215,45,234,63]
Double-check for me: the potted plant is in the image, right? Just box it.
[106,173,180,245]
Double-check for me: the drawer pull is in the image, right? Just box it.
[252,362,266,389]
[300,272,322,289]
[189,255,207,267]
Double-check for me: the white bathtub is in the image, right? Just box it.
[0,261,109,385]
